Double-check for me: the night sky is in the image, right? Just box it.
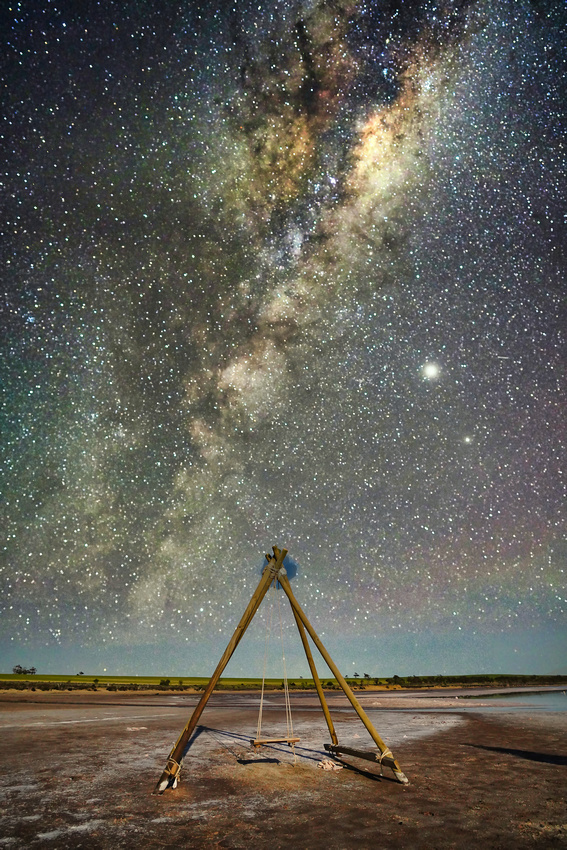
[1,0,566,678]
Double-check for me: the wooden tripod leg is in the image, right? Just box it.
[291,607,338,746]
[278,574,408,785]
[153,548,288,794]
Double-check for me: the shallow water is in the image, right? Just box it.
[466,689,567,712]
[374,689,567,714]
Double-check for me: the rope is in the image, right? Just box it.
[377,748,393,776]
[255,579,296,764]
[256,582,274,742]
[277,587,296,764]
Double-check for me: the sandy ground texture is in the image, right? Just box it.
[0,689,566,849]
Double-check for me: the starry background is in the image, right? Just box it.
[1,0,566,677]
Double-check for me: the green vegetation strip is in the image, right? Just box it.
[1,673,566,692]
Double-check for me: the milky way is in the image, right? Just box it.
[1,0,566,675]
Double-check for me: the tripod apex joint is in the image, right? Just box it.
[153,545,409,794]
[265,546,288,577]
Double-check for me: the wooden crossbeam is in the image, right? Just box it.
[324,743,401,773]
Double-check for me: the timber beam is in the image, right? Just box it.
[324,743,409,780]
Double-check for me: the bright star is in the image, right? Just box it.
[421,362,441,380]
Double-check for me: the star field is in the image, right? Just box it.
[1,0,566,676]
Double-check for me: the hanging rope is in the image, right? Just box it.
[277,587,296,763]
[256,581,274,743]
[253,578,297,763]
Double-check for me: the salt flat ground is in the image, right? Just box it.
[0,689,565,849]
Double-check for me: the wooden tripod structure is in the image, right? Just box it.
[153,546,409,794]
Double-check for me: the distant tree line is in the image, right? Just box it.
[3,671,567,693]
